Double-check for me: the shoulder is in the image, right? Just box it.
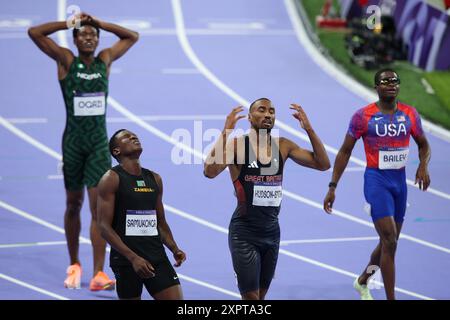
[355,103,376,118]
[61,48,75,63]
[98,169,119,192]
[97,49,112,67]
[398,102,420,117]
[146,169,162,183]
[278,137,297,152]
[96,53,107,65]
[349,104,375,126]
[279,136,292,146]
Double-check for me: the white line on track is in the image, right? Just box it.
[5,115,226,124]
[0,198,433,300]
[175,274,240,298]
[0,0,240,301]
[344,167,366,172]
[107,114,226,121]
[0,116,62,161]
[1,110,440,298]
[156,205,433,300]
[0,241,67,249]
[2,95,450,257]
[162,68,200,75]
[280,237,379,245]
[0,0,439,300]
[0,28,295,39]
[47,175,63,180]
[170,0,450,201]
[0,197,239,299]
[108,98,450,255]
[0,273,69,300]
[3,118,48,124]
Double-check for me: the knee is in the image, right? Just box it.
[381,236,397,255]
[242,291,260,300]
[66,200,82,217]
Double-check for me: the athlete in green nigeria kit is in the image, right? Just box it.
[28,13,139,290]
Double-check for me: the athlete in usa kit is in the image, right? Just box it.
[204,98,330,300]
[323,69,431,300]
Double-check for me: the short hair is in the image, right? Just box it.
[249,97,271,112]
[73,24,100,38]
[109,129,127,162]
[374,68,398,85]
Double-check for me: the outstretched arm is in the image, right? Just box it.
[286,104,330,170]
[154,173,186,267]
[97,170,155,278]
[323,134,357,213]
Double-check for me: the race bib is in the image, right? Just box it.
[252,184,283,207]
[379,148,409,170]
[125,210,158,236]
[73,92,105,116]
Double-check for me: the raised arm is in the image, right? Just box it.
[286,104,330,171]
[204,106,246,178]
[323,134,357,213]
[153,173,186,267]
[81,14,139,67]
[97,170,155,278]
[27,21,73,68]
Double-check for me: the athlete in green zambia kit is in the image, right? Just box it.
[28,13,139,290]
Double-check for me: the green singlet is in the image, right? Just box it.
[59,56,111,191]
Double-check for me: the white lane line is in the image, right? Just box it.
[0,29,295,39]
[0,241,67,249]
[1,109,438,300]
[170,0,450,201]
[162,68,200,74]
[0,199,72,236]
[280,237,379,245]
[1,196,433,300]
[165,205,432,300]
[48,175,63,180]
[1,0,438,300]
[0,116,62,161]
[177,274,240,298]
[1,175,62,181]
[277,249,431,300]
[165,204,229,234]
[3,102,450,256]
[285,0,450,143]
[108,114,226,121]
[0,196,239,299]
[0,175,62,181]
[2,2,241,300]
[344,167,366,172]
[283,190,450,254]
[207,22,266,30]
[4,118,48,124]
[0,273,69,300]
[5,115,226,124]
